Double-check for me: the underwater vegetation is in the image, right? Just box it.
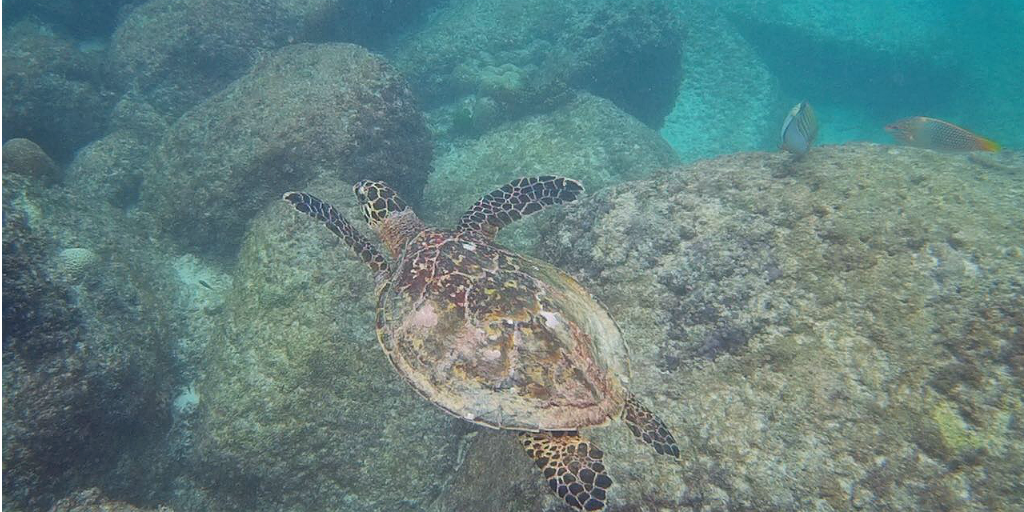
[2,0,1023,511]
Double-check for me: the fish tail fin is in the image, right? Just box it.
[977,137,1001,152]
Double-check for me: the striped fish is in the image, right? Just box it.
[885,117,1000,152]
[780,101,818,156]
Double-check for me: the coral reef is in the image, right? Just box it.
[55,247,101,283]
[139,43,432,258]
[193,177,467,511]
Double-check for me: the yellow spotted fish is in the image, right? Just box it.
[780,100,818,156]
[885,116,1000,152]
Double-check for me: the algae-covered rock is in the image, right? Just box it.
[2,172,180,510]
[65,96,169,210]
[2,138,60,184]
[50,487,172,512]
[423,93,678,253]
[109,0,339,118]
[194,178,465,511]
[141,43,432,258]
[390,0,683,126]
[2,21,116,162]
[438,145,1024,511]
[660,7,779,161]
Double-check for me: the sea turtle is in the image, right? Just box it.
[283,176,679,511]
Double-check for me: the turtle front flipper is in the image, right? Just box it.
[282,191,389,275]
[518,431,611,511]
[458,176,584,239]
[622,391,680,458]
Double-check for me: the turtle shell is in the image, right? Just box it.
[375,228,631,431]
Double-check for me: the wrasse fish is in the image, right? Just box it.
[780,100,818,156]
[885,116,1000,152]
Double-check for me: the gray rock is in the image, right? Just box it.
[438,145,1024,511]
[660,7,779,161]
[2,171,180,511]
[423,93,679,254]
[140,43,432,258]
[2,138,60,184]
[49,487,172,512]
[194,178,466,511]
[109,0,338,118]
[2,21,116,162]
[390,0,683,127]
[65,95,169,210]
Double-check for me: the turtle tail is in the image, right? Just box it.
[283,191,389,275]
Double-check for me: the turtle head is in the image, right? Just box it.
[353,180,424,256]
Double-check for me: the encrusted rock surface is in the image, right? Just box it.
[390,0,683,127]
[108,0,338,118]
[2,171,181,511]
[140,43,432,258]
[437,145,1024,511]
[2,21,116,162]
[193,178,467,511]
[423,93,679,252]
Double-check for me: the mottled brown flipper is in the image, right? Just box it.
[458,176,584,238]
[282,191,390,275]
[622,391,680,458]
[518,431,612,511]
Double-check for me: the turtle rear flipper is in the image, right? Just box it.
[519,431,611,511]
[283,191,389,275]
[622,391,680,458]
[458,176,583,239]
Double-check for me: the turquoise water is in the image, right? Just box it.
[3,1,1022,511]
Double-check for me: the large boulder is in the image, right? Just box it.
[1,0,145,38]
[390,0,684,127]
[109,0,339,118]
[2,21,116,163]
[2,167,180,510]
[65,96,170,210]
[660,7,779,161]
[422,93,679,252]
[194,178,466,511]
[140,43,432,258]
[438,145,1024,510]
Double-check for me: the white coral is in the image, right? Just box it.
[56,247,100,282]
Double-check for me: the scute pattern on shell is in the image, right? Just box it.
[375,227,629,430]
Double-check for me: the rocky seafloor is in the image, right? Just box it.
[6,133,1023,511]
[3,1,1024,511]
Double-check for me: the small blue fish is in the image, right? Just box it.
[780,101,818,156]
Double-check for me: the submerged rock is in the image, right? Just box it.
[438,145,1024,510]
[194,178,465,511]
[2,171,180,510]
[109,0,338,118]
[140,43,431,258]
[660,7,779,161]
[390,0,683,127]
[49,487,172,512]
[2,138,60,184]
[2,21,116,163]
[423,93,679,253]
